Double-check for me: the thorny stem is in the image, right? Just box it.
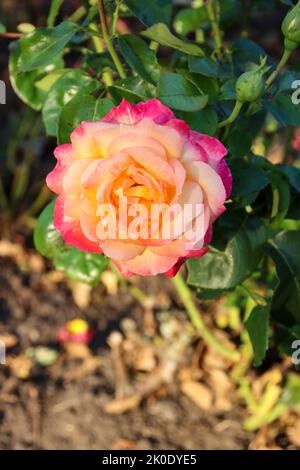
[98,0,126,79]
[218,100,243,128]
[265,48,291,88]
[172,272,240,361]
[111,0,121,37]
[90,23,113,87]
[205,0,222,58]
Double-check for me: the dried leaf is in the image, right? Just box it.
[287,419,300,447]
[181,380,213,411]
[104,395,141,414]
[0,333,18,348]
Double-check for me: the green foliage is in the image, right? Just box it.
[53,248,108,286]
[266,230,300,324]
[34,200,66,258]
[187,217,267,291]
[118,35,160,84]
[245,305,270,366]
[188,57,219,78]
[9,41,64,110]
[42,70,100,136]
[58,95,114,144]
[142,23,204,56]
[124,0,172,26]
[34,201,108,285]
[8,0,300,361]
[17,22,80,72]
[157,73,208,111]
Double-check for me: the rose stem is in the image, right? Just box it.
[218,100,243,128]
[171,272,240,361]
[205,0,222,59]
[265,48,291,88]
[90,23,113,87]
[111,0,121,37]
[98,0,126,79]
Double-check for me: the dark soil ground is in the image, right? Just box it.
[0,257,252,450]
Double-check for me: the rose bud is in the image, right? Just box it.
[282,0,300,51]
[236,58,269,103]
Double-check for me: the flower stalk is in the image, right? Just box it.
[172,272,240,361]
[218,100,243,129]
[206,0,222,58]
[265,48,291,87]
[98,0,126,79]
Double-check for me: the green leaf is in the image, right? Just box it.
[268,169,290,225]
[108,77,155,103]
[34,200,66,258]
[233,37,270,69]
[118,34,160,84]
[17,21,79,72]
[188,56,219,77]
[34,200,108,286]
[35,69,69,92]
[225,110,266,157]
[266,230,300,323]
[9,41,64,110]
[157,73,208,112]
[174,7,208,36]
[47,0,64,27]
[180,71,219,105]
[0,23,6,34]
[187,217,267,291]
[54,249,108,286]
[124,0,172,26]
[174,0,242,35]
[142,23,204,56]
[42,70,99,136]
[245,304,270,367]
[179,108,218,136]
[58,95,114,144]
[229,157,269,200]
[280,165,300,192]
[263,92,300,127]
[220,79,237,100]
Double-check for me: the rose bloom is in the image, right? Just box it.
[46,99,231,277]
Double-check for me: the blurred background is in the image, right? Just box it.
[0,0,300,450]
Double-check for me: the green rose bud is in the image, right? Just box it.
[282,0,300,52]
[236,57,269,103]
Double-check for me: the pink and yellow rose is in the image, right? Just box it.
[46,99,231,277]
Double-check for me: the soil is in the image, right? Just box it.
[0,257,252,450]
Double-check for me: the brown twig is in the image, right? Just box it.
[0,32,22,39]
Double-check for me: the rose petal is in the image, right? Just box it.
[54,195,102,253]
[46,144,75,194]
[102,98,174,125]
